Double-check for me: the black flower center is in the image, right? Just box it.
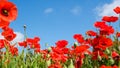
[2,9,9,16]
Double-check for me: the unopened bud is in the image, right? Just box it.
[68,59,75,68]
[46,59,51,67]
[118,46,120,51]
[63,65,67,68]
[48,47,51,53]
[74,42,78,48]
[47,54,50,58]
[109,57,114,65]
[105,48,110,55]
[98,52,102,61]
[23,25,27,29]
[98,55,102,61]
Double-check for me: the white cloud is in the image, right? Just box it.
[0,32,24,43]
[71,6,81,15]
[96,0,120,17]
[12,32,24,43]
[44,8,53,14]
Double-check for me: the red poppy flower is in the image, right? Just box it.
[55,40,68,48]
[86,30,97,36]
[91,36,100,48]
[52,47,63,54]
[34,48,40,53]
[84,38,93,45]
[60,54,68,62]
[114,6,120,14]
[61,48,69,54]
[34,37,40,42]
[50,52,61,60]
[95,44,106,50]
[99,26,114,35]
[27,37,40,44]
[93,36,113,50]
[32,43,40,49]
[28,43,40,49]
[0,1,18,22]
[95,21,114,35]
[92,51,108,60]
[18,41,27,48]
[75,45,90,53]
[112,51,119,58]
[100,65,106,68]
[100,65,118,68]
[92,36,113,50]
[9,46,18,56]
[1,26,16,41]
[0,39,5,49]
[116,32,120,37]
[113,65,119,68]
[26,37,40,49]
[52,46,69,54]
[73,34,84,43]
[100,65,112,68]
[94,21,106,28]
[50,52,68,63]
[0,0,8,1]
[48,62,62,68]
[102,16,118,22]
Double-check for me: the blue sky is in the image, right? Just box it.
[8,0,120,49]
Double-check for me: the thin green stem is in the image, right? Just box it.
[23,25,27,41]
[119,14,120,27]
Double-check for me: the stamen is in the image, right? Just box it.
[2,9,9,16]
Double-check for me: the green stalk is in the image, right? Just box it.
[23,25,27,40]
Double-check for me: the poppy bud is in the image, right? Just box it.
[46,59,51,67]
[23,25,26,28]
[74,42,78,48]
[105,48,111,55]
[118,46,120,51]
[98,55,102,61]
[63,65,67,68]
[48,47,51,53]
[68,59,75,68]
[98,52,102,61]
[47,54,50,58]
[109,57,114,65]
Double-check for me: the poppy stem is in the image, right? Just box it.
[0,50,2,68]
[119,14,120,27]
[118,61,120,67]
[23,25,27,40]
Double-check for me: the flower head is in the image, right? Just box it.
[18,41,27,48]
[0,1,17,22]
[116,32,120,37]
[86,30,97,36]
[2,26,16,41]
[73,34,84,44]
[114,6,120,14]
[26,37,40,49]
[55,40,68,48]
[102,16,118,23]
[94,21,114,35]
[0,39,5,49]
[94,21,106,28]
[9,46,18,56]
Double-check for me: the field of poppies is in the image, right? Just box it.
[0,0,120,68]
